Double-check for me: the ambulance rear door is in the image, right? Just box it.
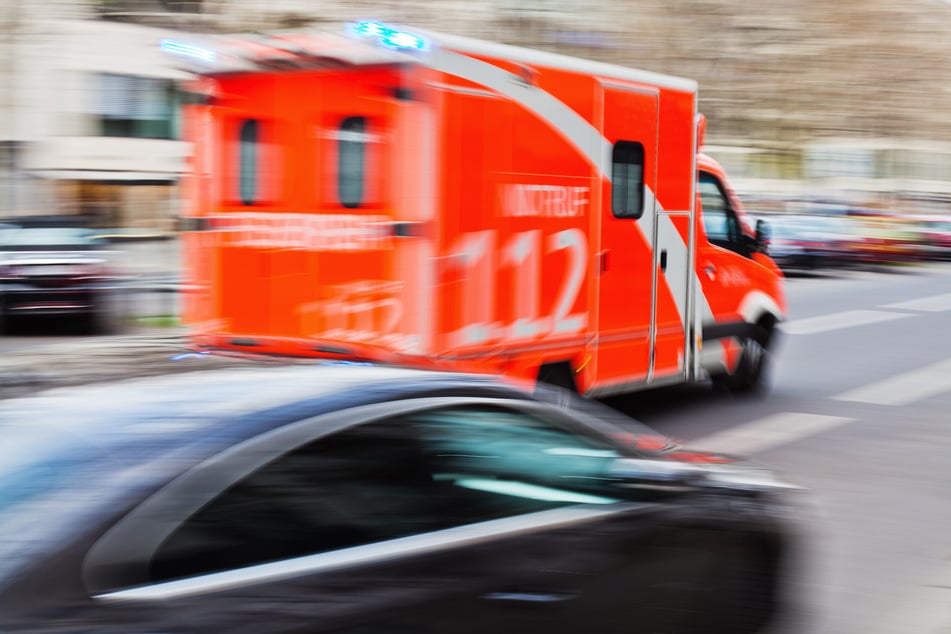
[210,65,436,358]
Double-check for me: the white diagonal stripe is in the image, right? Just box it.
[834,357,951,406]
[690,412,854,456]
[881,293,951,312]
[780,310,911,335]
[428,48,609,174]
[95,504,633,601]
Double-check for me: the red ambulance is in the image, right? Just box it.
[167,21,786,396]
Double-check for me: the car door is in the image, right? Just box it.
[82,397,734,634]
[695,169,758,371]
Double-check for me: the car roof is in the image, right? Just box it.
[0,363,526,456]
[0,364,542,579]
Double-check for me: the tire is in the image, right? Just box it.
[717,323,773,394]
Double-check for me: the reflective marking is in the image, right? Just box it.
[690,413,854,456]
[656,213,690,327]
[780,310,911,335]
[425,44,779,374]
[834,357,951,406]
[737,290,784,325]
[422,29,697,93]
[882,293,951,312]
[94,505,634,602]
[428,48,607,172]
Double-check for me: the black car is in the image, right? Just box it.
[0,219,118,333]
[0,363,797,633]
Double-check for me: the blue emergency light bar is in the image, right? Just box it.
[347,21,429,52]
[160,38,216,64]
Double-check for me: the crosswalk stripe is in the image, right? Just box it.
[833,357,951,406]
[881,293,951,312]
[780,310,911,335]
[689,413,855,456]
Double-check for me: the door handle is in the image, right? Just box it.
[704,263,717,280]
[659,249,668,272]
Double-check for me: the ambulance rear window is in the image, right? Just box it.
[239,119,259,206]
[338,116,367,208]
[611,141,644,219]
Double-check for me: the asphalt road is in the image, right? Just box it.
[607,262,951,633]
[3,262,951,632]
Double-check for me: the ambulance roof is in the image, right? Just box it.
[162,21,698,94]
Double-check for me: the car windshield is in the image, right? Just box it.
[0,227,104,249]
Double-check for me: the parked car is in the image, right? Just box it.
[0,218,119,333]
[904,214,951,261]
[0,362,797,633]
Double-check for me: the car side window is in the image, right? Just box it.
[699,171,747,256]
[411,406,622,518]
[149,405,621,584]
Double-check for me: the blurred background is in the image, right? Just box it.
[3,5,951,632]
[5,0,951,218]
[2,0,951,297]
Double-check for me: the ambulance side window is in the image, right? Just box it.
[338,116,367,208]
[699,171,746,256]
[239,119,259,206]
[611,141,644,219]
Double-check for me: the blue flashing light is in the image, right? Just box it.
[160,38,216,64]
[348,20,429,52]
[381,30,426,51]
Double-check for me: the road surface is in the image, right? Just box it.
[3,262,951,632]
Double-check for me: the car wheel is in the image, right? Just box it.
[716,324,774,394]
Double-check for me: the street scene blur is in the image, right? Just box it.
[3,1,951,633]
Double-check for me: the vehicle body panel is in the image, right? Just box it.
[173,24,786,395]
[0,364,791,633]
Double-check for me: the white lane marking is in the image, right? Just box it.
[881,293,951,312]
[689,413,855,456]
[834,357,951,406]
[780,310,911,335]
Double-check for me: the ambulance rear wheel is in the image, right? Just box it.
[536,361,578,394]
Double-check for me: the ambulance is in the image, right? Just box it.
[166,21,786,397]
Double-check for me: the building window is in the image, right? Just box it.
[611,141,644,219]
[338,116,367,208]
[238,120,259,206]
[98,74,181,140]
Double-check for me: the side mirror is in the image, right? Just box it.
[755,219,771,252]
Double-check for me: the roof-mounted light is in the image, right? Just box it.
[347,21,429,52]
[160,38,216,64]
